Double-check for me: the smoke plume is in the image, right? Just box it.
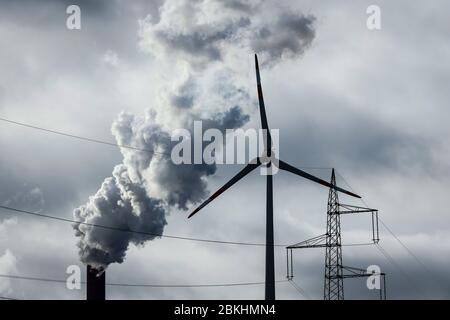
[73,0,316,269]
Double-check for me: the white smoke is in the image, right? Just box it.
[139,0,316,67]
[73,0,316,269]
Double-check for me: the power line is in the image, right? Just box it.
[288,279,311,300]
[335,170,436,297]
[378,218,431,273]
[0,205,372,248]
[340,170,448,286]
[0,117,171,157]
[375,243,413,284]
[335,170,432,270]
[374,243,431,298]
[378,217,450,293]
[0,117,335,171]
[0,273,287,288]
[0,205,274,247]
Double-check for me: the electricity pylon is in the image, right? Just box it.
[286,169,386,300]
[324,169,344,299]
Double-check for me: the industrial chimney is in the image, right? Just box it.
[86,265,105,300]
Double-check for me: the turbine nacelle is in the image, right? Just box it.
[259,149,276,167]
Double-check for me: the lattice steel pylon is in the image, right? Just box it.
[286,168,385,300]
[324,169,344,300]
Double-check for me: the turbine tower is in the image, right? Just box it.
[188,54,361,300]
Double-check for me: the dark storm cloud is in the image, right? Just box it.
[279,102,442,178]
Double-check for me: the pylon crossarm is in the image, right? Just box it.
[338,204,380,244]
[287,234,327,249]
[340,265,385,278]
[340,265,387,300]
[341,273,384,279]
[338,204,377,215]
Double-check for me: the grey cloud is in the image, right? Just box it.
[172,94,194,110]
[2,186,44,213]
[153,17,251,65]
[139,0,316,67]
[216,0,254,13]
[279,98,442,178]
[171,78,196,109]
[210,106,250,129]
[250,13,316,63]
[0,161,46,218]
[0,0,162,95]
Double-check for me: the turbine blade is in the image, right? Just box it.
[188,158,262,218]
[278,160,361,198]
[255,54,271,151]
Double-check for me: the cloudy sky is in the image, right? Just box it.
[0,0,449,300]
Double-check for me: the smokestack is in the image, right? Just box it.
[86,265,105,300]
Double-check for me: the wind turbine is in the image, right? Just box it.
[188,54,361,300]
